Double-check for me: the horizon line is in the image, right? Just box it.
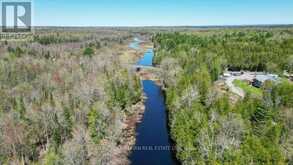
[32,23,293,28]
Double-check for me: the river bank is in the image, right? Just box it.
[110,99,146,165]
[111,38,178,165]
[128,39,178,165]
[109,39,152,165]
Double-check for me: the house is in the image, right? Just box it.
[252,74,278,88]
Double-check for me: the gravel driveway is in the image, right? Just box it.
[224,72,256,98]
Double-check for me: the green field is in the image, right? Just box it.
[233,79,263,97]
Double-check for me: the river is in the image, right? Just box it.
[128,38,178,165]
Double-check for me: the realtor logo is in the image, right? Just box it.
[1,1,32,33]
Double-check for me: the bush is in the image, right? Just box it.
[83,47,94,57]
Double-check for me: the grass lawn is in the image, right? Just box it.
[233,79,263,97]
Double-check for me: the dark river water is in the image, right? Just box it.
[129,39,178,165]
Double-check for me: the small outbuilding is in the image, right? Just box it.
[284,71,293,81]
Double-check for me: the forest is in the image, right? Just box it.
[154,28,293,164]
[1,27,293,165]
[0,28,143,164]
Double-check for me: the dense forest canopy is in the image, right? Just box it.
[153,28,293,164]
[0,29,142,164]
[154,28,293,73]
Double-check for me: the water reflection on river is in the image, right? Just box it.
[129,39,178,165]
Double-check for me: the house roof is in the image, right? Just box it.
[255,74,278,83]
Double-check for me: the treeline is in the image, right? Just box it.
[154,29,293,164]
[33,34,80,45]
[33,30,131,46]
[0,31,141,164]
[154,29,293,73]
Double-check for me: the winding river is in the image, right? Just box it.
[129,39,178,165]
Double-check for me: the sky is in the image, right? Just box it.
[33,0,293,26]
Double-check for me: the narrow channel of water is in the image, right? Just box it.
[137,49,154,66]
[128,38,142,50]
[129,39,178,165]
